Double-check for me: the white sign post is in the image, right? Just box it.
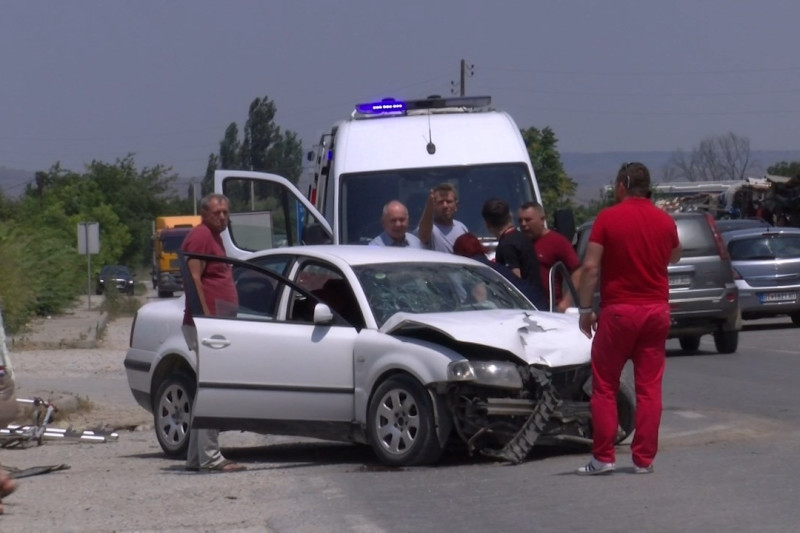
[77,222,100,309]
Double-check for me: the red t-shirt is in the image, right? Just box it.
[589,197,679,306]
[534,230,580,302]
[181,224,237,316]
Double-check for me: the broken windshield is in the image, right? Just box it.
[354,262,534,327]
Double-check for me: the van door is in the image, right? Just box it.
[214,170,333,259]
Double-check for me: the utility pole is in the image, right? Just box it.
[451,59,474,96]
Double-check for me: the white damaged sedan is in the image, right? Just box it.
[125,246,634,466]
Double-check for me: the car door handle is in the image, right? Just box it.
[201,335,231,349]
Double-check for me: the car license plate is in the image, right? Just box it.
[669,274,692,287]
[759,291,797,303]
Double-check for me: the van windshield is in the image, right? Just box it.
[339,163,535,245]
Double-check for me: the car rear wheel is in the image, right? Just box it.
[713,330,738,354]
[154,371,195,459]
[679,335,701,353]
[367,375,444,467]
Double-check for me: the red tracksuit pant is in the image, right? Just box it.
[590,302,670,467]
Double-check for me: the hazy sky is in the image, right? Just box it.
[2,1,799,185]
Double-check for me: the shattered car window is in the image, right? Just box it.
[354,262,534,326]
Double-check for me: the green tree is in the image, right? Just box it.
[210,95,304,185]
[521,126,576,211]
[767,161,800,177]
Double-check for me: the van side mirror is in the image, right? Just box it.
[553,209,576,243]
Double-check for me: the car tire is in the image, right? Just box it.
[791,312,800,326]
[679,335,701,353]
[157,290,173,298]
[153,371,196,459]
[713,330,739,354]
[367,374,444,467]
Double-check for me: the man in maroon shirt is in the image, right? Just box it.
[518,202,581,312]
[576,163,681,476]
[181,193,244,473]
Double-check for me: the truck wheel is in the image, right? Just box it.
[153,371,195,459]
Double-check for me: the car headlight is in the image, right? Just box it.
[447,361,523,389]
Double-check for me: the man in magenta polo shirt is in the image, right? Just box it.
[181,193,244,473]
[575,162,682,476]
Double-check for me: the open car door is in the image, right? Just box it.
[214,170,333,259]
[180,251,358,434]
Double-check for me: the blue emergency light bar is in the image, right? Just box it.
[355,100,407,114]
[354,95,491,115]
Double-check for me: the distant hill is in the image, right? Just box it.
[0,166,34,198]
[5,150,800,204]
[562,150,800,204]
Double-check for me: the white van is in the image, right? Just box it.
[309,95,542,245]
[214,96,543,258]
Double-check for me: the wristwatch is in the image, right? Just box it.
[578,307,594,316]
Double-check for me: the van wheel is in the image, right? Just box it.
[713,330,738,354]
[679,335,701,353]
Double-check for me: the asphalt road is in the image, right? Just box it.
[3,303,799,532]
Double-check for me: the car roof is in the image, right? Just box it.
[722,227,800,241]
[249,245,478,267]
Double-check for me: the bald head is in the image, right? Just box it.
[382,200,410,241]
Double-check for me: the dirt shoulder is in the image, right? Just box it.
[5,297,151,431]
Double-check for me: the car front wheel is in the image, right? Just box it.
[367,375,444,467]
[791,312,800,326]
[153,371,195,458]
[714,330,738,354]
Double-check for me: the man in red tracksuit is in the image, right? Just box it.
[576,162,682,475]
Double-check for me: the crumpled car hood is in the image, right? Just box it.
[379,309,591,367]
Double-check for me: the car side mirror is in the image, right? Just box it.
[313,303,334,324]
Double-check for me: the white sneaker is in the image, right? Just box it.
[575,457,615,475]
[634,464,654,474]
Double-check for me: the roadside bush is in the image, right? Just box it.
[100,286,143,319]
[0,222,84,334]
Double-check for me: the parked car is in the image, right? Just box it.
[124,246,635,466]
[96,265,135,295]
[715,218,771,234]
[723,227,800,325]
[575,211,740,354]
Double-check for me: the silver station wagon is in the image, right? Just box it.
[724,227,800,325]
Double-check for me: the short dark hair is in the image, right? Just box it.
[616,162,651,197]
[481,198,511,229]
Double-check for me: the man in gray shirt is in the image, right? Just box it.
[369,200,423,248]
[417,182,468,253]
